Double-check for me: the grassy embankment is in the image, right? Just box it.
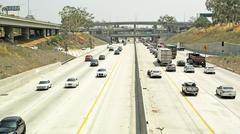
[0,33,107,79]
[166,23,240,74]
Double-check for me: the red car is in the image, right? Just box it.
[85,55,93,61]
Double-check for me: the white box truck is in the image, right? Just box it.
[157,48,172,66]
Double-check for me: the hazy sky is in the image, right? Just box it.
[0,0,209,23]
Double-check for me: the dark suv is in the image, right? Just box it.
[98,55,105,60]
[0,116,26,134]
[90,59,99,66]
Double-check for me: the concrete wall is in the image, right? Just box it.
[182,42,240,56]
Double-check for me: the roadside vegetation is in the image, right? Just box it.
[0,42,73,79]
[166,0,240,74]
[0,6,107,79]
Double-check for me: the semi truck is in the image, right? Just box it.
[187,53,206,67]
[165,44,177,59]
[157,48,172,66]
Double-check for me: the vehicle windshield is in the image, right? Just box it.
[185,82,196,87]
[39,81,48,84]
[67,78,76,81]
[0,121,17,128]
[223,87,233,90]
[98,69,106,72]
[152,70,160,73]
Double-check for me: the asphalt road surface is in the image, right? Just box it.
[1,42,240,134]
[0,44,135,134]
[137,43,240,134]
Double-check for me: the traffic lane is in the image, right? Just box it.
[137,44,208,134]
[0,45,106,94]
[176,50,240,91]
[168,52,240,133]
[81,44,135,134]
[176,50,240,110]
[0,45,109,118]
[26,44,128,134]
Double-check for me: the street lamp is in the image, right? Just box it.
[27,0,30,15]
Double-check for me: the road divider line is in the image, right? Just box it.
[76,61,120,134]
[160,68,215,134]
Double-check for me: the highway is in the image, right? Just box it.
[137,43,240,134]
[1,42,240,134]
[0,44,135,134]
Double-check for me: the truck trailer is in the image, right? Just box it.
[157,48,172,66]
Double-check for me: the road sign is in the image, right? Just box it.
[2,6,20,11]
[203,44,208,52]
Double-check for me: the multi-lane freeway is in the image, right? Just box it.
[0,42,240,134]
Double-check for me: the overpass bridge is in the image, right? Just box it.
[0,15,60,43]
[90,21,193,43]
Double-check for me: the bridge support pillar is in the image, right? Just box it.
[55,29,59,35]
[49,29,52,36]
[21,28,30,40]
[4,26,14,43]
[40,29,47,37]
[34,29,41,38]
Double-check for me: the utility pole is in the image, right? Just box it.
[28,0,30,15]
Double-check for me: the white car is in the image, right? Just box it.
[55,46,63,51]
[216,86,236,99]
[96,68,107,77]
[36,80,52,90]
[204,66,215,74]
[184,64,195,73]
[65,78,79,88]
[147,68,162,78]
[31,46,38,50]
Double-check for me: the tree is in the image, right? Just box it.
[158,15,177,25]
[158,15,177,32]
[59,6,94,33]
[194,16,211,28]
[206,0,240,23]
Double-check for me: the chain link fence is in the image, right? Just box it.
[182,42,240,56]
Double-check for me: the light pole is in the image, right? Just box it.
[27,0,30,15]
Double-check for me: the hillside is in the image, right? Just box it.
[166,23,240,75]
[0,33,107,79]
[166,23,240,44]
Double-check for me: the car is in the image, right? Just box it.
[65,78,79,88]
[90,59,99,66]
[31,46,39,50]
[109,47,114,51]
[182,82,199,96]
[36,80,52,90]
[147,68,162,78]
[81,47,87,50]
[216,86,236,99]
[85,55,93,61]
[204,66,215,74]
[118,46,123,51]
[166,64,176,72]
[177,60,186,66]
[123,42,127,46]
[114,50,120,55]
[184,64,195,73]
[0,116,26,134]
[96,68,107,77]
[98,55,106,60]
